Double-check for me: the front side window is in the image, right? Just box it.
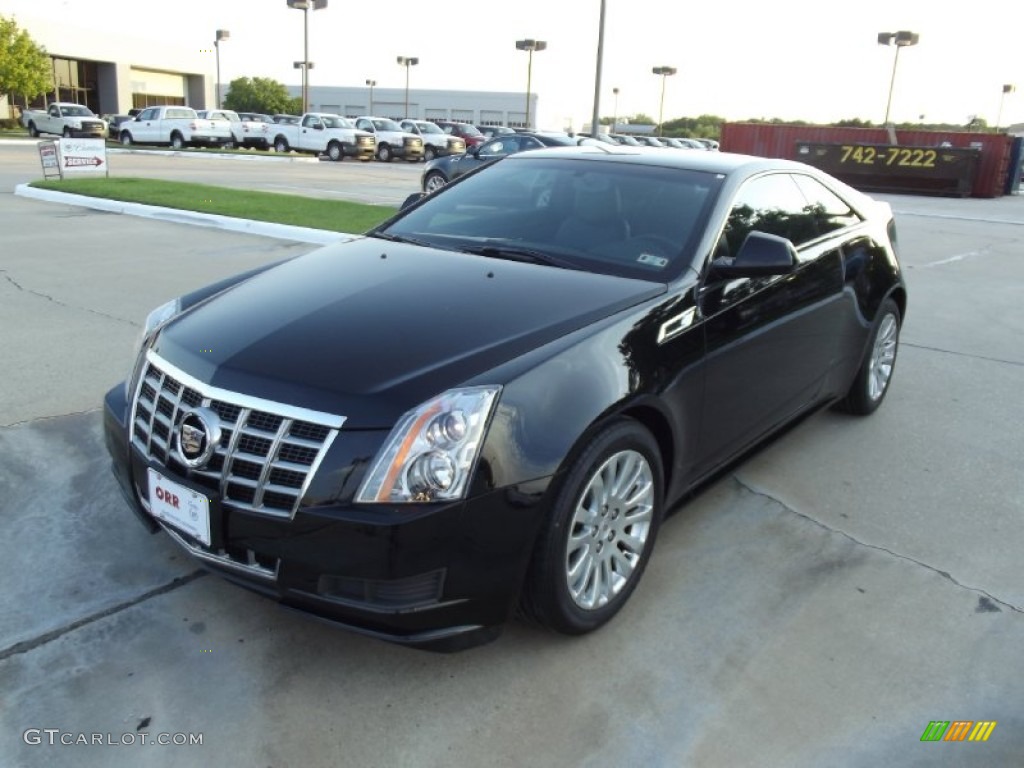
[721,173,825,256]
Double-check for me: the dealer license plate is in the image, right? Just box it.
[147,468,211,547]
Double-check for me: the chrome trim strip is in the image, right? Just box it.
[162,524,279,581]
[657,307,696,344]
[143,349,345,428]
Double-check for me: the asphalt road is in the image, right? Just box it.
[1,141,1022,767]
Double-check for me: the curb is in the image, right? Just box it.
[14,183,353,246]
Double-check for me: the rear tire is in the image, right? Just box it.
[170,132,185,150]
[424,145,437,162]
[274,137,289,153]
[836,298,901,415]
[520,419,664,636]
[63,127,72,138]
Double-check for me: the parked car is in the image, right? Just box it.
[354,117,424,162]
[399,119,466,161]
[635,136,668,148]
[103,146,906,651]
[695,138,720,151]
[24,102,107,138]
[118,106,232,149]
[103,114,137,141]
[196,109,270,150]
[608,133,644,147]
[477,124,517,139]
[269,113,375,161]
[434,120,487,148]
[421,132,576,193]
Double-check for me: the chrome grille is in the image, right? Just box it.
[130,351,344,519]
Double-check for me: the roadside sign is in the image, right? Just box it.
[37,141,62,179]
[57,138,108,177]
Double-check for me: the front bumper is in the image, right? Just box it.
[103,383,547,651]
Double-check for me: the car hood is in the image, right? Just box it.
[153,238,664,427]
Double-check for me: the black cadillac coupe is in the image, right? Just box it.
[103,146,906,651]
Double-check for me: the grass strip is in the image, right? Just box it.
[30,177,397,233]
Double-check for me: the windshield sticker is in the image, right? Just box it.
[637,253,669,268]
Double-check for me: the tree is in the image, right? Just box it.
[0,16,52,105]
[224,77,301,115]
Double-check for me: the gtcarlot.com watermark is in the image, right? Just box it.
[23,729,203,747]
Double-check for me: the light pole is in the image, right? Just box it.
[878,30,919,125]
[515,39,547,130]
[590,0,607,137]
[612,87,619,132]
[366,79,377,115]
[214,29,229,109]
[996,84,1015,131]
[652,66,676,137]
[287,0,328,114]
[397,56,419,118]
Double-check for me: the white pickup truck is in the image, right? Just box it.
[118,106,233,149]
[268,113,376,161]
[196,109,270,150]
[355,117,425,162]
[25,103,108,139]
[399,119,466,161]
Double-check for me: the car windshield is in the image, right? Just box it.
[416,122,444,134]
[379,156,723,282]
[323,116,354,128]
[373,118,402,131]
[457,124,484,137]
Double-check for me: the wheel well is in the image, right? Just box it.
[619,404,676,495]
[888,286,907,321]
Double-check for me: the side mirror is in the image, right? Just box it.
[468,145,481,158]
[710,231,797,278]
[400,192,425,210]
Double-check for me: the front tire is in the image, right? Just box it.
[377,143,393,162]
[423,171,448,194]
[28,122,39,138]
[327,141,343,162]
[424,145,437,162]
[836,297,901,415]
[120,132,133,146]
[520,419,664,635]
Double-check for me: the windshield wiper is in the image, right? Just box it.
[368,232,433,248]
[460,244,582,271]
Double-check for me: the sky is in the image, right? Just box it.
[6,0,1024,130]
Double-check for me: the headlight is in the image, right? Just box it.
[124,298,181,396]
[356,386,501,504]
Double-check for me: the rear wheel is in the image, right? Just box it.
[274,137,289,153]
[836,298,901,415]
[520,419,664,635]
[170,132,185,150]
[424,171,448,194]
[63,127,72,138]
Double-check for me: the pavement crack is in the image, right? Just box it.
[901,341,1023,368]
[0,570,208,661]
[1,269,136,327]
[1,406,102,430]
[732,475,1024,615]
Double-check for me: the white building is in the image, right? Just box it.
[3,14,540,130]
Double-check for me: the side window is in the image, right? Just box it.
[302,115,319,128]
[356,119,371,131]
[139,109,157,120]
[791,175,862,236]
[721,174,812,256]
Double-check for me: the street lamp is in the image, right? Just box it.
[287,0,328,114]
[878,30,919,125]
[652,66,677,137]
[214,29,229,109]
[366,79,377,115]
[612,87,619,132]
[590,0,607,137]
[515,39,547,130]
[996,84,1015,132]
[397,56,419,118]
